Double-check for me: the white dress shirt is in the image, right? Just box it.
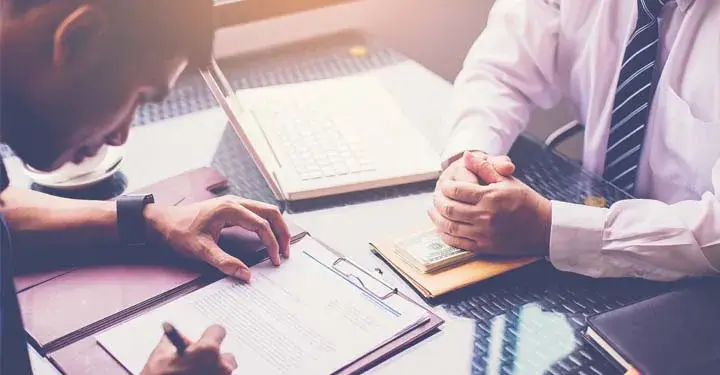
[441,0,720,281]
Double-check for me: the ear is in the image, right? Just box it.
[52,5,108,69]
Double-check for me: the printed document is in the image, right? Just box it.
[97,236,427,374]
[28,344,62,375]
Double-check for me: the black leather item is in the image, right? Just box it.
[116,194,155,246]
[586,282,720,375]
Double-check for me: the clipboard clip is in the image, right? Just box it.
[331,257,398,300]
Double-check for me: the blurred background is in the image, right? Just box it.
[214,0,582,160]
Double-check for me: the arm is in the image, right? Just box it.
[550,164,720,281]
[442,0,564,162]
[431,156,720,281]
[0,187,291,281]
[0,187,120,253]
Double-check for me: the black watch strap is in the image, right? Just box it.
[117,194,155,246]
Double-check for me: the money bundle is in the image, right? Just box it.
[394,230,474,273]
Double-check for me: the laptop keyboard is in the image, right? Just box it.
[252,106,375,181]
[236,75,417,182]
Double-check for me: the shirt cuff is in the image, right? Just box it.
[548,200,608,274]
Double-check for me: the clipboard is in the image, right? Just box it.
[45,225,442,374]
[89,232,444,375]
[300,235,445,374]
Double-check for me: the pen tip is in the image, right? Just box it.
[162,322,173,333]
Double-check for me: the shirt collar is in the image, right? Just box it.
[675,0,695,12]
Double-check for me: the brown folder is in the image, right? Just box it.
[15,269,72,293]
[49,235,443,375]
[17,167,306,352]
[19,167,441,374]
[371,233,540,299]
[50,302,443,375]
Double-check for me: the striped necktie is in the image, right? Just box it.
[602,0,666,194]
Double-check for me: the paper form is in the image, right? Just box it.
[97,237,427,375]
[27,344,62,375]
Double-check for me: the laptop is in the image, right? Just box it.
[202,60,441,201]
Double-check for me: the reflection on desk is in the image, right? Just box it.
[369,306,577,375]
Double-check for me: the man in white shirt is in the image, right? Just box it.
[430,0,720,281]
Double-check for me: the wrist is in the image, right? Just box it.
[143,203,168,245]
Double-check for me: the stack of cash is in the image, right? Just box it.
[394,230,474,273]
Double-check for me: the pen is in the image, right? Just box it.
[162,322,188,356]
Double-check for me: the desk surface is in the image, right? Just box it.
[5,33,673,375]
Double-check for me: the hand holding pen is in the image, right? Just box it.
[139,322,237,375]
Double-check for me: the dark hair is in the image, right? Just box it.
[5,0,215,70]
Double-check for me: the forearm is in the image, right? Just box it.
[549,195,720,281]
[0,187,119,253]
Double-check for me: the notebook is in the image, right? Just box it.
[584,283,720,375]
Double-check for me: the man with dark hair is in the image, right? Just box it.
[1,1,291,374]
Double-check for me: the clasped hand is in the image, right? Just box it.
[429,151,551,256]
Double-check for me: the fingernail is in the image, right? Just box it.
[271,251,282,265]
[236,269,251,282]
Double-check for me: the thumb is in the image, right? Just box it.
[463,151,504,184]
[488,155,515,176]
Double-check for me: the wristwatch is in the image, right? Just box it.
[117,194,155,246]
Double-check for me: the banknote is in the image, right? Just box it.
[394,230,474,273]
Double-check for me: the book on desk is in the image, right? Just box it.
[584,283,720,375]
